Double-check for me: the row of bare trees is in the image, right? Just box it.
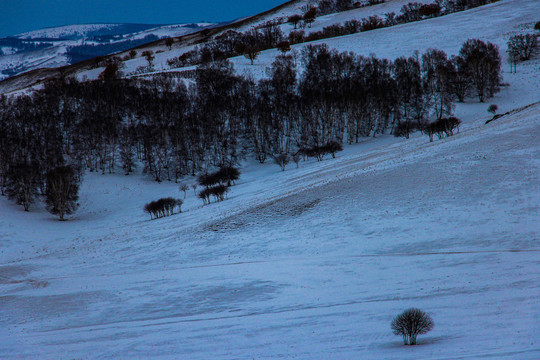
[165,0,500,71]
[0,39,501,214]
[167,21,286,69]
[144,197,183,219]
[196,166,240,205]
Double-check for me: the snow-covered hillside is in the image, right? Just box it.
[95,0,539,89]
[14,24,138,40]
[1,100,538,359]
[1,0,539,358]
[0,46,70,80]
[230,0,537,82]
[119,0,538,115]
[234,0,433,33]
[0,22,215,81]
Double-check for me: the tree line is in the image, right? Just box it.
[0,39,502,214]
[165,0,500,71]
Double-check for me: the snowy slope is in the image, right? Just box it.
[1,100,538,359]
[129,23,214,40]
[1,0,539,358]
[15,24,132,40]
[131,0,437,78]
[0,0,464,89]
[235,0,434,33]
[230,0,538,80]
[121,0,539,93]
[0,22,215,81]
[0,46,69,78]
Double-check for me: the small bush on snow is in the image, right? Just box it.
[391,308,434,345]
[144,198,182,219]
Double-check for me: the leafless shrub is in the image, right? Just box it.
[391,308,434,345]
[180,184,189,198]
[273,153,290,171]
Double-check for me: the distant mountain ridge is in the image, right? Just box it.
[0,0,303,91]
[13,23,161,40]
[0,22,215,80]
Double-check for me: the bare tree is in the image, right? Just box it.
[165,38,174,50]
[459,39,501,102]
[507,34,538,73]
[244,47,260,65]
[210,184,228,202]
[292,152,302,168]
[198,188,211,205]
[323,141,343,158]
[507,45,520,73]
[98,63,120,80]
[277,41,291,54]
[289,30,305,45]
[45,166,80,221]
[507,34,538,61]
[487,104,498,115]
[5,163,39,211]
[425,117,461,142]
[422,48,454,120]
[399,2,422,22]
[141,50,155,67]
[391,308,434,345]
[287,14,303,29]
[449,55,471,102]
[303,8,317,28]
[180,184,189,198]
[273,153,290,171]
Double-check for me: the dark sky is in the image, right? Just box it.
[0,0,288,37]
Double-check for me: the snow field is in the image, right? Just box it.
[1,97,538,359]
[1,0,540,358]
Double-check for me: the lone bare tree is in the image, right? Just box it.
[244,47,260,65]
[391,308,434,345]
[277,41,291,54]
[292,152,302,168]
[165,38,174,50]
[141,50,155,67]
[303,8,317,28]
[487,104,498,115]
[273,153,290,171]
[287,14,303,29]
[180,183,189,198]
